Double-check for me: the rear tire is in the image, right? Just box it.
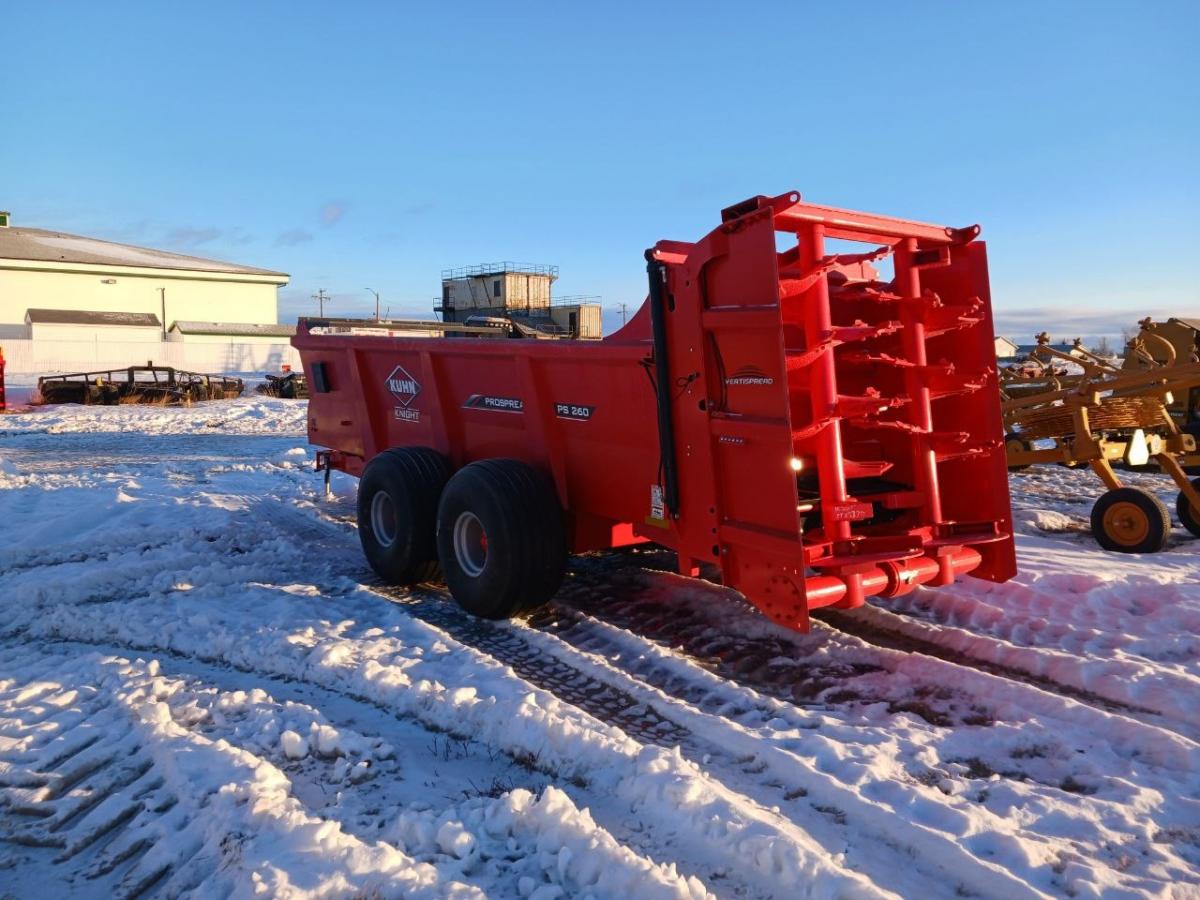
[1090,486,1170,553]
[357,447,452,585]
[436,458,567,619]
[1176,478,1200,537]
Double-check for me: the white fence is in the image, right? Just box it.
[1,338,301,377]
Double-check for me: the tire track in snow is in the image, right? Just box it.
[372,584,691,748]
[517,564,1200,898]
[851,589,1200,738]
[567,554,1200,763]
[0,645,192,899]
[816,606,1199,738]
[18,501,1197,899]
[2,511,864,898]
[299,489,1200,897]
[1,638,708,900]
[7,423,1198,897]
[380,585,1054,900]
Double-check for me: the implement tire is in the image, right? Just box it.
[357,447,452,585]
[436,458,567,620]
[1004,432,1031,472]
[1176,478,1200,538]
[1090,486,1170,554]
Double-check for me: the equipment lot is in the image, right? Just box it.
[1,397,1198,898]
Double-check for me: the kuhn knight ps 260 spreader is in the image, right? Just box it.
[294,192,1016,631]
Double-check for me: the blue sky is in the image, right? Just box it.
[3,1,1196,341]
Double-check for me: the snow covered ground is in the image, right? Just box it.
[0,397,1197,899]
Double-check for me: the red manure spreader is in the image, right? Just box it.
[294,192,1016,632]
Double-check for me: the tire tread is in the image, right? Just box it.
[1090,486,1171,554]
[358,447,451,584]
[436,458,566,619]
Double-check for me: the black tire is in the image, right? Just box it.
[1090,486,1171,553]
[357,447,452,585]
[436,458,567,619]
[1004,432,1031,472]
[1176,478,1200,537]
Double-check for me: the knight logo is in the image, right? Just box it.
[725,365,774,386]
[386,364,421,407]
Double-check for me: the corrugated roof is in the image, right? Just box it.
[26,308,162,327]
[170,320,296,337]
[0,226,288,278]
[1169,318,1200,331]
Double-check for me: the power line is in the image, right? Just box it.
[312,289,330,317]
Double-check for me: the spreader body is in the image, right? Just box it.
[294,192,1016,631]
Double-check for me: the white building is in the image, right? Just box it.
[994,335,1019,359]
[26,309,163,343]
[0,212,289,341]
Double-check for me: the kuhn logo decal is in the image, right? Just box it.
[725,365,774,386]
[386,364,421,407]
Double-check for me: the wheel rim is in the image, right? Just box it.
[370,491,398,548]
[453,511,488,577]
[1102,501,1149,547]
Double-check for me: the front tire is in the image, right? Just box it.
[1090,486,1171,553]
[357,447,452,585]
[436,459,567,619]
[1176,478,1200,537]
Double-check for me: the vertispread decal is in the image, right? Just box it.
[464,394,524,413]
[725,365,775,386]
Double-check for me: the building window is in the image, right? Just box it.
[493,279,501,298]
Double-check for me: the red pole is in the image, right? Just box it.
[894,238,943,525]
[800,224,850,542]
[801,225,866,608]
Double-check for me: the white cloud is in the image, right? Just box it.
[319,201,348,226]
[993,307,1193,344]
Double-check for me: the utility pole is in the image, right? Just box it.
[617,302,628,326]
[159,287,168,339]
[365,288,380,322]
[312,289,330,317]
